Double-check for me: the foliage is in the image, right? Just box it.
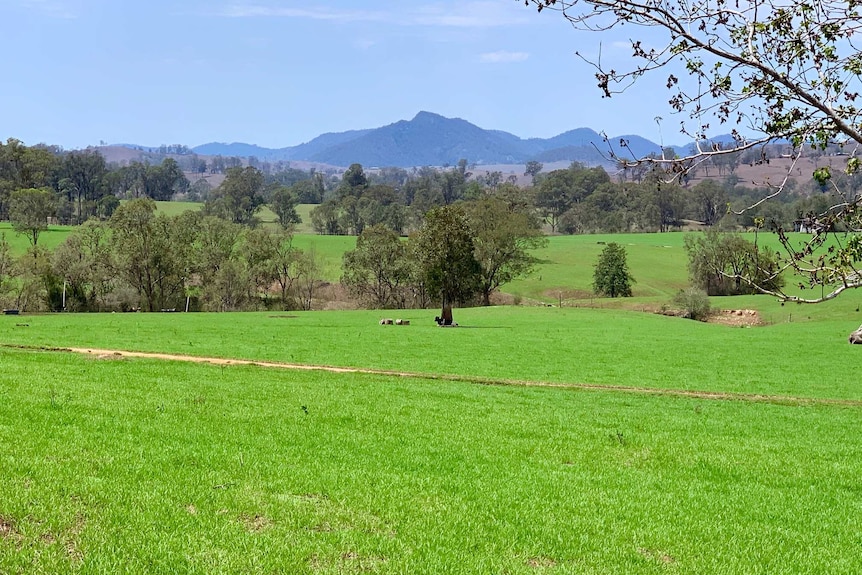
[268,185,301,227]
[684,230,784,296]
[524,0,862,149]
[294,249,322,311]
[0,139,57,220]
[9,187,56,246]
[689,179,727,226]
[342,225,414,309]
[103,158,188,201]
[412,205,481,308]
[312,164,411,236]
[535,163,612,233]
[285,172,325,204]
[672,287,712,320]
[593,242,635,297]
[524,160,543,179]
[0,234,16,306]
[205,166,265,226]
[57,150,108,224]
[52,221,117,311]
[109,198,185,311]
[464,197,547,305]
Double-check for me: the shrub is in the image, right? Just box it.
[673,288,712,321]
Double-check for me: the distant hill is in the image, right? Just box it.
[192,142,279,159]
[172,111,738,169]
[283,129,374,161]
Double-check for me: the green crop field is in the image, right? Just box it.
[2,304,862,573]
[4,215,862,573]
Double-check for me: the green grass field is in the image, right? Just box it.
[3,302,862,400]
[153,202,316,233]
[2,306,862,573]
[3,209,862,572]
[0,222,74,254]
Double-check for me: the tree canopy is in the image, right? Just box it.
[412,205,482,309]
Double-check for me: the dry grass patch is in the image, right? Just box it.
[526,556,558,569]
[0,516,23,547]
[309,551,388,573]
[238,513,272,533]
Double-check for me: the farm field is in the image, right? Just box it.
[3,302,862,400]
[0,222,73,254]
[152,201,317,234]
[2,307,862,573]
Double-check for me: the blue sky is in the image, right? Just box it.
[0,0,680,149]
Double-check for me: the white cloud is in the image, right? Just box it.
[479,51,529,64]
[218,1,527,28]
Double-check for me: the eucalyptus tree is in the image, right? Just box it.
[342,225,413,309]
[464,198,547,306]
[206,166,266,226]
[109,198,184,312]
[9,187,56,247]
[412,205,482,318]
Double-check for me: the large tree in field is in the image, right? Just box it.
[520,0,862,311]
[464,198,547,306]
[593,242,635,298]
[109,198,185,312]
[412,205,481,318]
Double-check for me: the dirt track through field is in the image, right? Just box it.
[6,344,862,407]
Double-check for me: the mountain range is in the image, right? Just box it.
[181,111,725,169]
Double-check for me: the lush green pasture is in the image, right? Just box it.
[3,303,862,400]
[291,235,356,281]
[0,222,73,254]
[506,231,837,304]
[1,346,860,574]
[152,200,201,217]
[507,233,690,302]
[294,204,317,234]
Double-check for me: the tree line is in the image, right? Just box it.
[0,137,839,314]
[4,137,848,241]
[0,138,322,227]
[308,161,850,238]
[0,198,321,313]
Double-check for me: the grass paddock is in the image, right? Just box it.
[1,344,860,574]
